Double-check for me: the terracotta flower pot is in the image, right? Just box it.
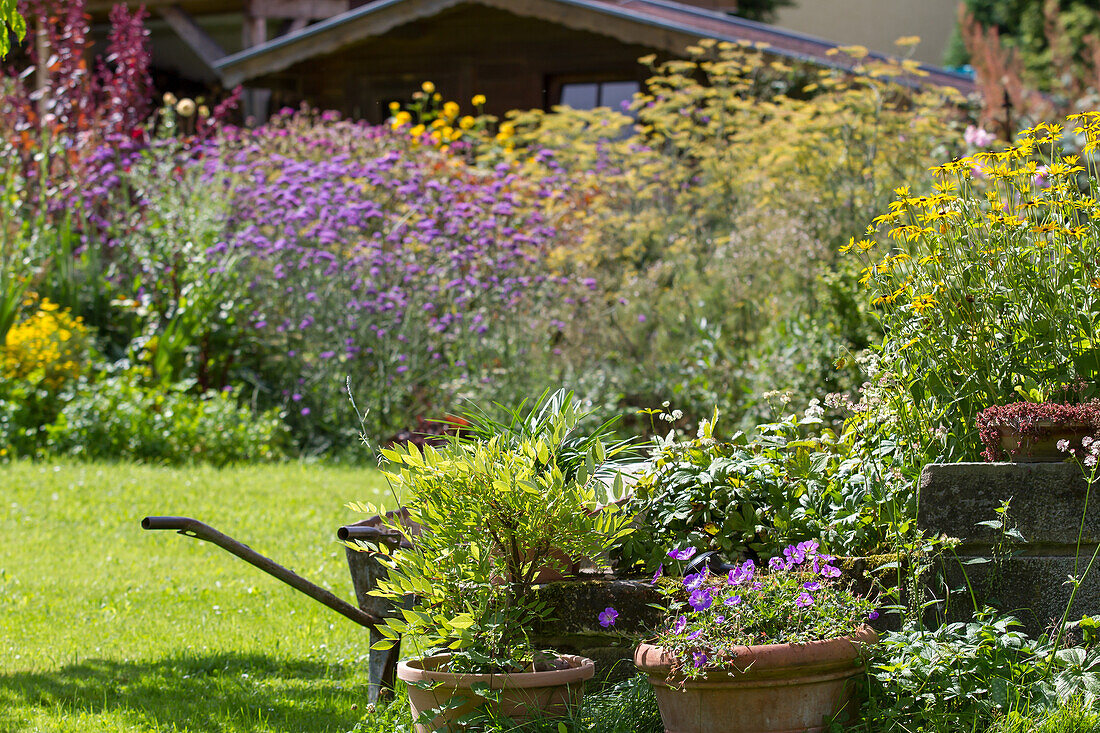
[996,422,1093,462]
[634,627,878,733]
[397,653,594,733]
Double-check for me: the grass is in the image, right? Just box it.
[0,459,398,733]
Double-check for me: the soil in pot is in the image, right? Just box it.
[634,627,877,733]
[397,653,594,733]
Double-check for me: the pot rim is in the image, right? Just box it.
[398,653,595,689]
[634,625,878,676]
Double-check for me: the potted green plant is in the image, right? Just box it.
[351,397,633,732]
[632,541,878,733]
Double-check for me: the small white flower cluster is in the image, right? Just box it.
[1061,435,1100,468]
[804,398,825,422]
[762,390,793,405]
[657,401,684,423]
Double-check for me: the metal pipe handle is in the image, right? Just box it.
[141,516,382,628]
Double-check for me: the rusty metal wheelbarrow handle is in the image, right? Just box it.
[141,515,383,628]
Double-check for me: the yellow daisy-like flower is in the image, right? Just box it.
[443,101,460,119]
[421,81,435,94]
[459,115,476,130]
[471,94,486,106]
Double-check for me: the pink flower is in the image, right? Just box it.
[1033,165,1050,188]
[964,125,995,147]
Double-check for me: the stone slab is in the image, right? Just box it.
[919,462,1100,547]
[530,576,662,683]
[932,554,1100,635]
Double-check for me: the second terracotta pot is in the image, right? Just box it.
[398,653,594,733]
[634,627,877,733]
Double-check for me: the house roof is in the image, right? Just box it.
[213,0,977,94]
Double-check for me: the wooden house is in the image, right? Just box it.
[86,0,974,122]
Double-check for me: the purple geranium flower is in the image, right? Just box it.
[820,564,842,579]
[803,581,821,592]
[783,544,806,566]
[868,610,880,621]
[692,650,708,668]
[668,546,697,561]
[689,589,714,612]
[687,629,703,640]
[727,560,756,586]
[768,556,788,571]
[683,572,706,591]
[795,592,814,608]
[672,615,687,635]
[651,563,664,585]
[723,595,742,607]
[598,607,619,628]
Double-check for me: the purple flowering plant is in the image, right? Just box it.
[650,541,876,678]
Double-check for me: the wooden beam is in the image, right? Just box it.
[218,0,467,85]
[157,4,228,70]
[243,11,267,48]
[286,16,310,34]
[249,0,349,19]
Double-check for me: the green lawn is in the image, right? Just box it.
[0,460,404,733]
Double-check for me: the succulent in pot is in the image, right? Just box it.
[977,401,1100,462]
[633,540,878,733]
[350,396,633,732]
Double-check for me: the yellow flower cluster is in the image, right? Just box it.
[1,299,91,390]
[388,84,492,152]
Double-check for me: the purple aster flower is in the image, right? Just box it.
[672,615,687,635]
[723,595,742,607]
[598,607,619,628]
[683,572,705,591]
[668,546,697,561]
[795,592,814,608]
[651,563,664,585]
[692,651,708,668]
[689,589,713,612]
[868,610,880,621]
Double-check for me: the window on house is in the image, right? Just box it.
[557,80,640,112]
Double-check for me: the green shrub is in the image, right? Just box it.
[45,369,288,465]
[613,399,913,572]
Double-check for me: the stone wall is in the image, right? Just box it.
[918,462,1100,635]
